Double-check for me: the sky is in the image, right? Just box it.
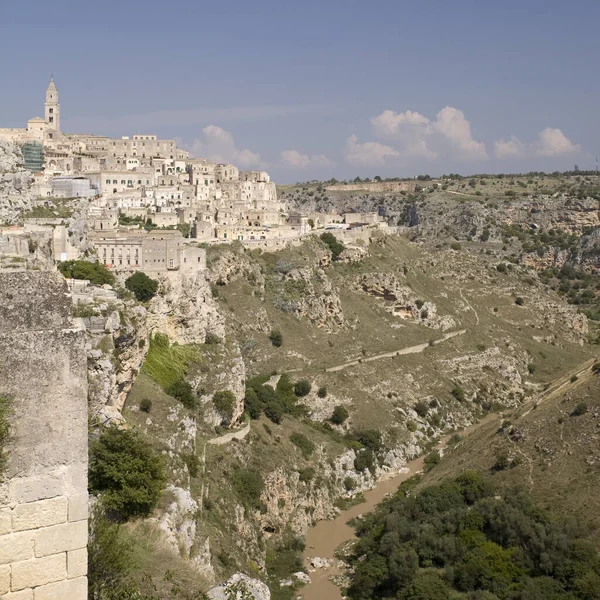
[1,0,598,182]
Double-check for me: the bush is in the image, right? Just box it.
[571,402,588,417]
[515,296,525,306]
[290,432,315,459]
[451,242,461,251]
[406,420,418,432]
[320,232,345,260]
[213,390,236,422]
[424,450,441,472]
[570,375,578,383]
[451,386,466,402]
[181,452,200,478]
[264,399,284,424]
[167,379,196,409]
[496,263,507,273]
[124,272,159,302]
[493,451,511,471]
[232,469,264,508]
[344,476,355,491]
[269,329,283,347]
[139,398,152,413]
[205,333,221,345]
[317,386,328,398]
[331,405,349,425]
[58,260,115,285]
[354,449,376,473]
[298,467,315,483]
[244,388,263,419]
[527,363,536,375]
[89,427,165,520]
[414,401,429,417]
[294,379,311,397]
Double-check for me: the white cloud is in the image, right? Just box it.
[536,127,580,157]
[280,150,333,169]
[183,125,262,167]
[494,128,580,159]
[360,105,487,165]
[428,106,488,160]
[344,134,400,166]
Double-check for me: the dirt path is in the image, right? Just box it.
[325,329,466,373]
[207,422,251,446]
[460,289,479,325]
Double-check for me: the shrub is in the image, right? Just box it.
[269,329,283,347]
[424,450,441,472]
[496,263,507,273]
[344,476,355,491]
[205,333,221,345]
[181,452,200,478]
[493,451,511,471]
[571,402,588,417]
[213,390,236,422]
[320,232,345,260]
[354,449,376,473]
[124,272,159,302]
[244,388,263,419]
[290,432,315,459]
[317,386,328,398]
[570,375,578,383]
[414,401,429,417]
[232,469,264,508]
[331,405,349,425]
[167,379,196,409]
[89,427,165,520]
[515,296,525,306]
[451,386,466,402]
[527,363,536,374]
[415,299,425,309]
[294,379,311,397]
[264,399,284,424]
[406,420,418,432]
[298,467,315,483]
[58,260,115,285]
[139,398,152,413]
[451,242,461,251]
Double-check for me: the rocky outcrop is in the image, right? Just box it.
[0,140,35,224]
[207,573,270,600]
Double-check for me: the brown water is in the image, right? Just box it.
[302,417,497,600]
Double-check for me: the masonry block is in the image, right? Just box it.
[68,493,88,522]
[8,474,64,506]
[0,530,34,565]
[0,507,12,535]
[32,575,87,600]
[0,563,11,594]
[12,496,68,532]
[67,548,87,579]
[34,520,87,557]
[11,552,66,591]
[3,589,34,600]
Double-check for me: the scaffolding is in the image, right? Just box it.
[21,142,44,172]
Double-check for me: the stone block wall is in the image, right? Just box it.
[0,272,88,599]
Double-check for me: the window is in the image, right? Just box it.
[106,179,111,184]
[49,108,53,114]
[49,133,53,139]
[113,180,117,184]
[121,180,126,185]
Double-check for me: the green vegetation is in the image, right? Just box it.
[293,379,311,397]
[125,272,159,302]
[515,296,525,306]
[89,427,166,520]
[289,432,315,459]
[317,386,328,398]
[58,259,115,285]
[571,401,588,417]
[244,373,306,424]
[167,379,196,409]
[320,232,345,260]
[139,398,152,413]
[269,329,283,347]
[347,471,600,600]
[331,405,349,425]
[213,390,236,422]
[0,396,12,482]
[266,534,305,600]
[141,333,201,390]
[231,468,265,509]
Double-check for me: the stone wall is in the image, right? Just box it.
[0,271,88,599]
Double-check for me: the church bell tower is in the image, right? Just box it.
[44,77,60,132]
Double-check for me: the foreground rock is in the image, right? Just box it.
[207,573,270,600]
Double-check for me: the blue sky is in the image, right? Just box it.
[1,0,598,182]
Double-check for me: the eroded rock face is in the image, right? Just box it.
[356,272,456,330]
[207,573,270,600]
[0,140,34,224]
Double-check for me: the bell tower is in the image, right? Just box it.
[44,76,60,131]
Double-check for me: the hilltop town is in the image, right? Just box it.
[0,79,391,278]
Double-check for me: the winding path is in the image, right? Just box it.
[324,329,467,373]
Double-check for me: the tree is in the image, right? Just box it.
[331,405,349,425]
[167,379,196,409]
[320,232,345,260]
[294,379,311,397]
[269,329,283,347]
[213,390,236,423]
[125,272,158,302]
[176,222,191,238]
[58,260,115,285]
[89,427,166,520]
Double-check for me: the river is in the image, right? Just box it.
[301,416,498,600]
